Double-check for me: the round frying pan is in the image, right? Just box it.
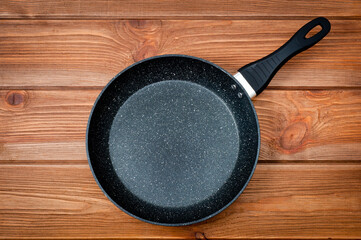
[86,17,330,226]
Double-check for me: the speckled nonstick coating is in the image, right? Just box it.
[86,55,260,226]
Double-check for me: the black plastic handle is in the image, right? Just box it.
[238,17,331,95]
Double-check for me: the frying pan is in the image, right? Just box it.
[86,17,330,226]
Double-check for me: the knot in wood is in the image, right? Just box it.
[195,232,208,240]
[5,90,28,108]
[132,40,158,62]
[280,121,308,151]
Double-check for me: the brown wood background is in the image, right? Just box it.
[0,1,360,239]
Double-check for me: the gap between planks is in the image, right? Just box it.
[1,16,361,21]
[1,86,361,91]
[1,160,361,166]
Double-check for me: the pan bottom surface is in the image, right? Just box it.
[109,80,240,208]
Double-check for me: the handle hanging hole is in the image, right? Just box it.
[305,25,322,39]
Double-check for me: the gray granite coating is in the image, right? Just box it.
[109,80,239,208]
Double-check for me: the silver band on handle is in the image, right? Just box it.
[233,72,256,99]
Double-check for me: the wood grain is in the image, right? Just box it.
[0,89,360,162]
[0,20,360,88]
[256,90,361,161]
[0,164,360,239]
[0,0,360,19]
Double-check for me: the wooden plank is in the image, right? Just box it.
[0,20,360,88]
[0,89,360,162]
[256,90,361,161]
[0,142,86,162]
[0,164,360,239]
[0,90,96,143]
[0,0,360,19]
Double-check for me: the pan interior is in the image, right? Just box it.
[109,80,240,208]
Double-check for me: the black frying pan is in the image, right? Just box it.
[86,17,330,226]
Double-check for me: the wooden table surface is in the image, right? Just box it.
[1,1,361,239]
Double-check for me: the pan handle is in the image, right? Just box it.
[234,17,331,98]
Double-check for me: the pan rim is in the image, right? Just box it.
[86,54,261,226]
